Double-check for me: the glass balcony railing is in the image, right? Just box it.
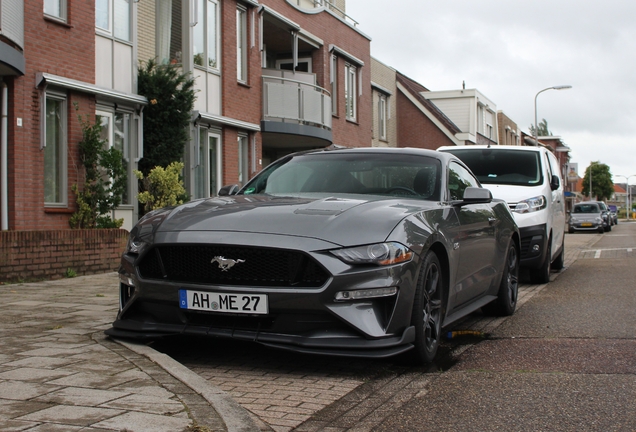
[262,71,332,131]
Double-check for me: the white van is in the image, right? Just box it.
[438,145,565,284]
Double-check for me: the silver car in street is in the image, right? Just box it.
[568,202,606,233]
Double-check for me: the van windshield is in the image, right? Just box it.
[445,149,543,186]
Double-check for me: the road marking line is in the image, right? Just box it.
[594,250,602,259]
[629,248,633,253]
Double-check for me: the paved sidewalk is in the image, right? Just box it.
[0,231,603,431]
[0,273,257,432]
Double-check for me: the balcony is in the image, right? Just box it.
[261,69,332,153]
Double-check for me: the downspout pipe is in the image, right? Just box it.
[1,81,8,230]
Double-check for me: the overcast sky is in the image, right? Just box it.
[345,0,636,182]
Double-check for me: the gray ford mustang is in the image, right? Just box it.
[106,147,520,364]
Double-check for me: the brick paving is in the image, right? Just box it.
[159,231,605,432]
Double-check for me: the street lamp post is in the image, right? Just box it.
[534,85,572,146]
[614,175,636,220]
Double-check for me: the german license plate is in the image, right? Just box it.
[179,289,268,314]
[581,223,593,227]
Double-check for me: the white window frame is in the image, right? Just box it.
[193,0,220,71]
[193,127,223,198]
[237,6,248,82]
[345,62,357,121]
[95,0,132,42]
[43,92,68,207]
[44,0,67,21]
[378,94,387,141]
[330,55,337,115]
[238,134,250,186]
[96,109,134,205]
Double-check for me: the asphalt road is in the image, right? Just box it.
[153,223,636,431]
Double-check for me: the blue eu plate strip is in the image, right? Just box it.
[179,290,188,309]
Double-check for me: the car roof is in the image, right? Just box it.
[438,145,548,153]
[297,146,460,164]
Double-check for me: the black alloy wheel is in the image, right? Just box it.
[409,250,444,365]
[482,241,519,316]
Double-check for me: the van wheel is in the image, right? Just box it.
[530,238,551,284]
[551,238,564,271]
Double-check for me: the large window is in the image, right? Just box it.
[378,94,387,140]
[44,94,67,206]
[44,0,67,21]
[96,109,133,205]
[237,6,247,82]
[193,0,219,70]
[330,55,338,115]
[95,0,132,42]
[194,128,222,198]
[238,134,249,186]
[345,63,357,121]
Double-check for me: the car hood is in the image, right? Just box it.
[478,184,547,204]
[153,194,434,247]
[570,213,601,221]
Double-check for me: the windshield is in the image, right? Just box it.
[445,149,543,186]
[573,204,600,214]
[240,152,442,201]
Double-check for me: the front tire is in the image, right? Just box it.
[409,251,444,365]
[551,238,565,271]
[482,241,519,316]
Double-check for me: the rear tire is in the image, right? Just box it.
[530,237,551,284]
[408,251,444,365]
[482,241,519,316]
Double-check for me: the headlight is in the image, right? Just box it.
[331,242,413,266]
[595,217,603,223]
[126,236,147,255]
[513,196,547,214]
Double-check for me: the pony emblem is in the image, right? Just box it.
[211,256,246,271]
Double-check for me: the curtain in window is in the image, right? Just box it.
[157,0,173,64]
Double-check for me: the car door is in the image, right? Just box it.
[448,162,498,307]
[545,152,565,257]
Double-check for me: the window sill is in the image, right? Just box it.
[238,81,251,89]
[346,118,359,125]
[44,207,73,214]
[44,15,72,29]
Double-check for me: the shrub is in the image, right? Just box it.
[70,105,126,229]
[136,162,187,212]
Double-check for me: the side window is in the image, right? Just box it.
[45,0,67,21]
[544,153,553,178]
[44,93,68,207]
[448,162,479,201]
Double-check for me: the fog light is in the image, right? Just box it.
[335,287,398,301]
[119,273,135,287]
[532,244,540,253]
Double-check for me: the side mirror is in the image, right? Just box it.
[461,187,492,204]
[550,175,560,191]
[218,184,240,196]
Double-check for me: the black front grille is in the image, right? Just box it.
[520,236,532,258]
[137,245,329,287]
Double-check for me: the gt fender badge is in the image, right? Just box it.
[211,256,246,271]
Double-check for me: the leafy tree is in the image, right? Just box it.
[137,59,196,175]
[70,106,126,228]
[582,162,613,201]
[528,118,553,137]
